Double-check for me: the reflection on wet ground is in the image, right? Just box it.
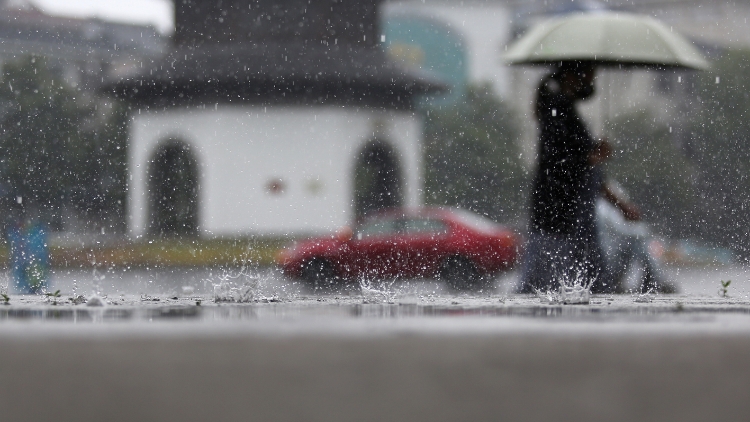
[13,263,750,296]
[3,297,750,323]
[0,265,749,323]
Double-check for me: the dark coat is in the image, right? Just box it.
[529,75,598,237]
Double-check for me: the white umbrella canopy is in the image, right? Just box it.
[504,11,710,70]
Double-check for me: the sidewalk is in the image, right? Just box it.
[1,310,750,422]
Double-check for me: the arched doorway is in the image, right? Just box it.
[148,140,199,236]
[353,141,403,222]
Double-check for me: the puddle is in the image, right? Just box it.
[0,265,748,323]
[2,297,750,323]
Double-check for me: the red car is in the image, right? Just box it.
[277,207,520,289]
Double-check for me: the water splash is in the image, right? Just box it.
[558,284,591,304]
[211,266,291,303]
[91,267,106,297]
[86,295,105,307]
[634,289,655,303]
[359,277,396,303]
[213,269,261,303]
[535,264,593,304]
[0,273,8,297]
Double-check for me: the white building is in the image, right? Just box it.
[128,105,423,236]
[110,0,440,238]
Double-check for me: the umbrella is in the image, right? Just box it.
[503,11,709,70]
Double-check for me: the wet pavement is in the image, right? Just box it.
[2,265,750,422]
[1,264,750,323]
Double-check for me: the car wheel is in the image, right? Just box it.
[300,258,338,290]
[440,256,480,291]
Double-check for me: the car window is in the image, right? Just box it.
[402,218,448,235]
[450,209,501,234]
[356,219,398,239]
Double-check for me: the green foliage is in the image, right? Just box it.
[70,97,129,230]
[0,56,128,230]
[0,56,84,213]
[606,111,698,239]
[1,293,9,304]
[423,84,527,224]
[688,48,750,256]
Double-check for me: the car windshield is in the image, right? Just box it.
[355,218,398,239]
[450,209,502,234]
[402,218,448,235]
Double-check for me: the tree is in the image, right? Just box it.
[687,48,750,257]
[606,111,698,240]
[423,85,527,225]
[0,56,128,232]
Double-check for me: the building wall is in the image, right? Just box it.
[383,2,512,98]
[129,105,422,237]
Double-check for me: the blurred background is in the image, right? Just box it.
[0,0,745,269]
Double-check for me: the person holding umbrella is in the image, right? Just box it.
[504,11,709,294]
[521,61,640,293]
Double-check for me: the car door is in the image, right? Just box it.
[399,217,450,278]
[348,217,401,278]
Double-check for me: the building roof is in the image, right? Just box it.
[107,41,443,108]
[106,0,444,109]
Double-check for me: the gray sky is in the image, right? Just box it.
[29,0,174,33]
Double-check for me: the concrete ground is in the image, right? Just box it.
[1,265,750,421]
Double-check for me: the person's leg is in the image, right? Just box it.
[636,238,678,293]
[521,233,583,293]
[577,230,619,294]
[519,233,544,293]
[586,245,614,293]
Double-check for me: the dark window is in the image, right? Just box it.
[148,141,199,237]
[402,218,448,235]
[356,218,398,239]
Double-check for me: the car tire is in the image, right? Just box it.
[440,256,480,291]
[300,258,338,290]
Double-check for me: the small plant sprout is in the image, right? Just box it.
[45,290,62,304]
[1,293,9,305]
[719,280,731,298]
